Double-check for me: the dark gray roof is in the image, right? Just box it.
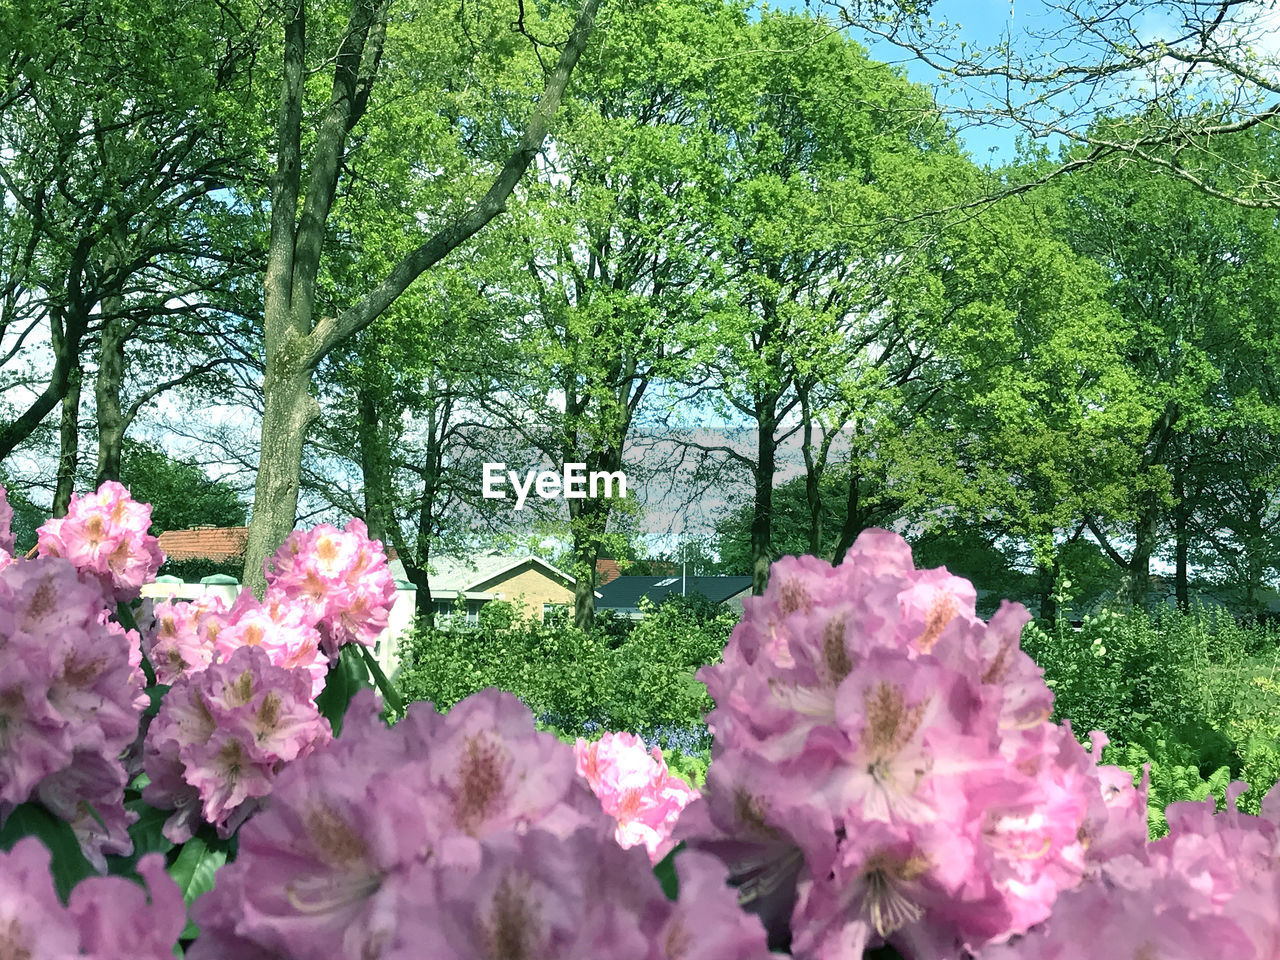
[596,575,753,609]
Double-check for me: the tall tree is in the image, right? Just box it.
[692,11,952,595]
[239,0,600,594]
[0,0,260,464]
[497,0,741,628]
[1052,128,1280,605]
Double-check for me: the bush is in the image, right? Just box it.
[396,615,613,731]
[1026,579,1280,816]
[395,593,735,748]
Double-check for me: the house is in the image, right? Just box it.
[428,553,578,626]
[156,525,248,564]
[595,557,622,586]
[595,575,753,618]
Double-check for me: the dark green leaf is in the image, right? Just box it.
[0,802,97,901]
[315,644,372,736]
[653,840,684,901]
[168,835,227,940]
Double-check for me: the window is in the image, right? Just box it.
[654,577,678,587]
[542,603,570,624]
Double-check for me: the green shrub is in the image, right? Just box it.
[395,593,734,746]
[665,749,711,789]
[395,615,613,731]
[1026,578,1280,817]
[605,596,734,741]
[1102,738,1231,838]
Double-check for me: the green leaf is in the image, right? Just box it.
[127,801,175,859]
[315,644,372,736]
[168,836,227,940]
[0,802,98,901]
[653,841,684,901]
[358,644,405,718]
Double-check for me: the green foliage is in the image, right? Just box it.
[607,597,733,741]
[0,801,98,902]
[1027,587,1280,824]
[0,475,44,553]
[168,833,229,941]
[120,440,246,535]
[397,616,614,732]
[314,645,372,737]
[664,750,710,789]
[396,597,733,742]
[1102,739,1231,839]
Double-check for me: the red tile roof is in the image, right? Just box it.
[157,527,248,563]
[596,557,621,585]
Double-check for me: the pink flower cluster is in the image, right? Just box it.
[189,689,774,960]
[0,556,144,869]
[678,530,1147,958]
[574,730,700,863]
[983,785,1280,959]
[0,838,186,959]
[0,482,14,567]
[133,517,396,841]
[140,520,396,698]
[36,480,164,602]
[142,645,332,842]
[145,593,227,686]
[264,518,397,659]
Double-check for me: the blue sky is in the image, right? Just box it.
[775,0,1207,166]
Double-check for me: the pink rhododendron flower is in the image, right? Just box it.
[574,730,700,862]
[189,689,773,960]
[980,784,1280,959]
[398,831,774,960]
[214,589,328,697]
[264,518,396,658]
[36,480,164,601]
[142,645,331,842]
[0,556,142,868]
[144,594,227,686]
[0,837,186,959]
[680,530,1136,958]
[0,483,14,556]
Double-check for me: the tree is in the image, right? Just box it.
[0,0,261,466]
[689,11,955,594]
[883,182,1151,622]
[118,439,247,535]
[493,0,743,628]
[239,0,601,594]
[1049,128,1280,606]
[831,0,1280,209]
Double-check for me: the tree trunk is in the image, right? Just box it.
[832,464,865,563]
[241,347,319,595]
[802,422,823,557]
[572,530,599,632]
[0,310,88,464]
[569,492,612,630]
[52,365,82,517]
[94,314,127,486]
[1174,510,1190,613]
[750,399,778,596]
[1117,502,1158,608]
[1037,555,1059,628]
[356,383,393,544]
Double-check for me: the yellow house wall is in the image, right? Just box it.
[476,565,575,621]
